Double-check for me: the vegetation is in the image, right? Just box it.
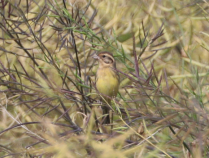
[1,0,209,157]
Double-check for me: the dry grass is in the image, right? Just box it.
[1,0,209,157]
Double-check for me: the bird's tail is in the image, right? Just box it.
[102,106,110,124]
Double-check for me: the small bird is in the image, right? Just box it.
[93,51,120,124]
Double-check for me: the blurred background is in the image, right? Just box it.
[1,0,209,157]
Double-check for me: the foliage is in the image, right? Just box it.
[1,0,209,157]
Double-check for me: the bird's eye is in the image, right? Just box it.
[102,55,106,58]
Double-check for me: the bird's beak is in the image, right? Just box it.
[92,53,99,60]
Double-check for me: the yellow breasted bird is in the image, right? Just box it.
[93,52,120,124]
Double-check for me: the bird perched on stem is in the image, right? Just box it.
[93,52,120,124]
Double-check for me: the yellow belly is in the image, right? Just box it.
[96,68,119,99]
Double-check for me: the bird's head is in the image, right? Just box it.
[93,52,116,69]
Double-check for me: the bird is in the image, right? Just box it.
[93,51,120,124]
